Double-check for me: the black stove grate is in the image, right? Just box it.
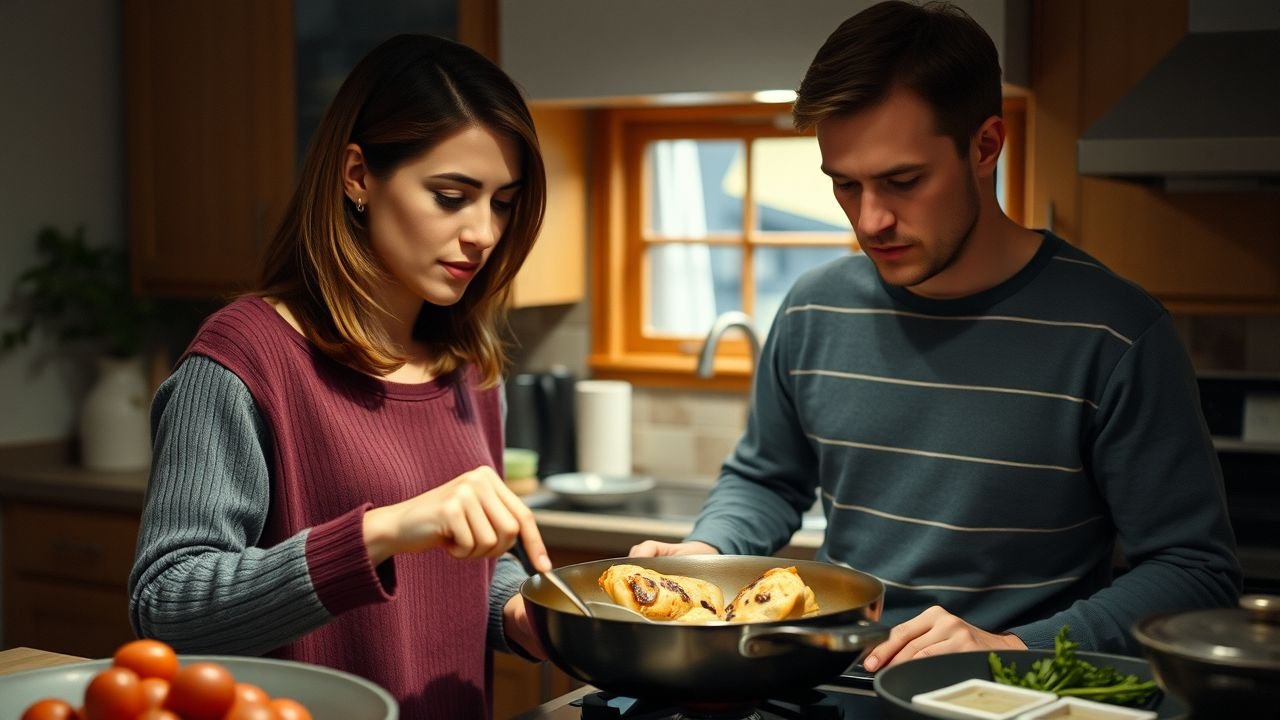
[572,688,868,720]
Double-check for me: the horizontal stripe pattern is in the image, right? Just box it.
[791,368,1100,409]
[689,233,1240,654]
[808,432,1085,473]
[785,303,1135,345]
[823,492,1105,533]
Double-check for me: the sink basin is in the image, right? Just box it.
[533,480,827,532]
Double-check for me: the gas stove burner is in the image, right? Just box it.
[574,690,844,719]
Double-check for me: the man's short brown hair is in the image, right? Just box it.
[793,1,1002,155]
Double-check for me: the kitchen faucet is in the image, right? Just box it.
[695,311,761,378]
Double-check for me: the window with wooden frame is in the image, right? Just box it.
[588,99,1027,391]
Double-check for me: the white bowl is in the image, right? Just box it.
[0,656,397,720]
[543,472,655,508]
[1018,697,1158,719]
[911,678,1057,719]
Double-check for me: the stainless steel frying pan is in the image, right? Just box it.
[520,555,888,705]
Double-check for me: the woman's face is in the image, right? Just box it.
[362,125,522,310]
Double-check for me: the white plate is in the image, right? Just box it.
[544,472,655,507]
[0,656,397,720]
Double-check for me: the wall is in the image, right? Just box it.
[0,1,123,445]
[500,0,1030,103]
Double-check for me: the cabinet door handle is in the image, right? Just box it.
[1046,201,1056,234]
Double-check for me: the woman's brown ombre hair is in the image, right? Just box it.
[259,34,546,387]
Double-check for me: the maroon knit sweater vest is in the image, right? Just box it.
[185,296,503,720]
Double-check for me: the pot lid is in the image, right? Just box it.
[1136,595,1280,670]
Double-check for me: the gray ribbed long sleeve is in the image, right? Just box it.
[130,355,527,655]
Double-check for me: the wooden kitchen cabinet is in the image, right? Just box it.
[1029,0,1280,314]
[122,0,586,308]
[2,502,140,658]
[123,0,295,298]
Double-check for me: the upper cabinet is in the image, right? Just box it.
[124,0,295,298]
[123,0,582,308]
[1029,0,1280,314]
[499,0,1030,104]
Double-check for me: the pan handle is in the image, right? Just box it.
[738,620,889,658]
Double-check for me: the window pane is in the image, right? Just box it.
[747,137,851,232]
[646,244,742,335]
[753,246,850,336]
[647,140,744,237]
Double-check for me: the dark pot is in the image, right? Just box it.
[1133,594,1280,715]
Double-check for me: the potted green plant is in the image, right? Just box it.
[3,225,156,471]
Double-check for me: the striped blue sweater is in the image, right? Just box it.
[687,232,1241,655]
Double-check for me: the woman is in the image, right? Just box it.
[129,34,552,719]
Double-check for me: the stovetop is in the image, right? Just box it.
[517,676,888,720]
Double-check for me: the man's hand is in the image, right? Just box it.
[502,594,546,661]
[862,605,1026,671]
[628,540,720,557]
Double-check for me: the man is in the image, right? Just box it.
[631,0,1241,670]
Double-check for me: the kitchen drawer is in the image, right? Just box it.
[4,576,135,658]
[4,502,140,586]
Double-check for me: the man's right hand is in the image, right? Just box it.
[628,540,720,557]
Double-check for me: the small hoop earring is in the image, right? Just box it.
[355,197,366,213]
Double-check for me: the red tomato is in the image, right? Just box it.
[163,661,237,720]
[232,682,270,707]
[112,640,179,681]
[20,698,76,720]
[139,677,169,709]
[135,710,181,720]
[82,666,145,720]
[268,698,314,720]
[225,701,280,720]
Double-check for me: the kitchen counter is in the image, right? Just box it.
[527,483,824,559]
[0,647,85,676]
[0,441,148,511]
[0,442,823,559]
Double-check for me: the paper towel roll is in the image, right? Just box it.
[575,380,632,476]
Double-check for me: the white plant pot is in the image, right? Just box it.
[79,355,151,472]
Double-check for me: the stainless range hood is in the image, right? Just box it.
[1077,0,1280,191]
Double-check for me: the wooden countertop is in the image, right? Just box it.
[0,647,86,676]
[0,441,820,558]
[0,441,148,511]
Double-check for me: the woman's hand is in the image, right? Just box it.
[862,605,1026,671]
[363,465,551,572]
[627,540,720,557]
[502,594,546,660]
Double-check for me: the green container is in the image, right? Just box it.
[504,447,539,479]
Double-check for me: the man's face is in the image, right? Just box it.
[816,87,982,298]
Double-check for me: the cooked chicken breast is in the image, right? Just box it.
[597,564,726,621]
[724,566,820,623]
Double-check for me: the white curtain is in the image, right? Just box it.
[649,140,718,335]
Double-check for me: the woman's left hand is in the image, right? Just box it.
[862,605,1026,671]
[503,594,546,660]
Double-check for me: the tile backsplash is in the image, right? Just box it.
[631,388,747,482]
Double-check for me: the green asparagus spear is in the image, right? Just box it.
[987,625,1158,706]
